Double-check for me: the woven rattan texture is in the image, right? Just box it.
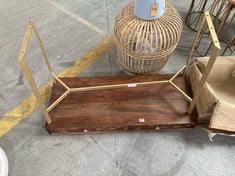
[114,2,182,74]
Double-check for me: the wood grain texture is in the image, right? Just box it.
[45,75,197,134]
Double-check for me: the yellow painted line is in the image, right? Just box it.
[0,35,114,137]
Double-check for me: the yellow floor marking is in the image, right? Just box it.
[47,0,105,35]
[0,35,114,137]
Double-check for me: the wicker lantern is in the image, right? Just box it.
[114,2,183,74]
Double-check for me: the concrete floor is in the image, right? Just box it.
[0,0,235,175]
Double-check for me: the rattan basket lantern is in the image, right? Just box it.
[114,2,183,74]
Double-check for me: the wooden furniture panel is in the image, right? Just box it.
[46,75,197,134]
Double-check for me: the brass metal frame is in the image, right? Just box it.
[18,11,220,124]
[188,0,234,56]
[187,11,221,113]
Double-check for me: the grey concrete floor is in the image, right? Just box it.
[0,0,235,175]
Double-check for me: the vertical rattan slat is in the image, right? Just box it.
[114,2,182,74]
